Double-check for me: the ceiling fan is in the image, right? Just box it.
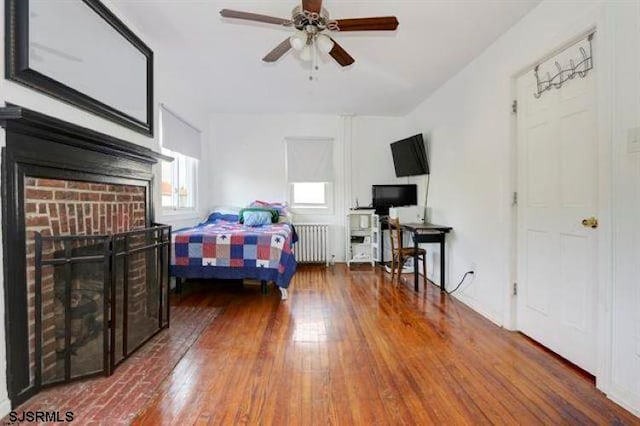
[220,0,399,67]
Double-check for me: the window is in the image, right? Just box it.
[161,148,197,210]
[290,182,333,210]
[160,105,201,211]
[292,182,326,205]
[286,138,334,212]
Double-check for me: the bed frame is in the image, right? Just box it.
[175,278,288,300]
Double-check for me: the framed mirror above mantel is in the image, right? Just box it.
[5,0,154,137]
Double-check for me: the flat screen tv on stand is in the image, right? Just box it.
[372,184,418,216]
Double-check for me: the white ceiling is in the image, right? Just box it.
[112,0,541,116]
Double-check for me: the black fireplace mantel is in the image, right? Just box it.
[0,105,171,164]
[0,105,169,407]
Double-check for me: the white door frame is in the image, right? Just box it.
[507,11,615,396]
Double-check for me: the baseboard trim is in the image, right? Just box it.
[412,270,503,327]
[451,292,504,328]
[389,269,503,327]
[606,383,640,417]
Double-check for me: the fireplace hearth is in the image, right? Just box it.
[1,105,172,407]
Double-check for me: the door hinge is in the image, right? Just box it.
[512,191,518,206]
[513,282,518,296]
[512,100,518,114]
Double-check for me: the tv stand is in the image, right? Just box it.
[346,210,379,267]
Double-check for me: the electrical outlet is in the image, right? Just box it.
[628,126,640,153]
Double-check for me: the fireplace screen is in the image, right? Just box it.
[34,225,171,386]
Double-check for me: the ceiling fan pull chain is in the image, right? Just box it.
[309,41,317,81]
[314,41,321,81]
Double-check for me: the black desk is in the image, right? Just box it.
[380,219,453,292]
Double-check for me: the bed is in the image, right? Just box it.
[170,212,298,300]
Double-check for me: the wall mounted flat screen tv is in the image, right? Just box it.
[390,134,429,177]
[372,184,417,215]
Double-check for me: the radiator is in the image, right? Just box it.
[294,223,330,266]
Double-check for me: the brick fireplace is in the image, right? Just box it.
[25,178,149,384]
[1,105,171,407]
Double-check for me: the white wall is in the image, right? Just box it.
[208,113,349,260]
[410,0,596,322]
[407,0,640,415]
[608,0,640,414]
[350,116,420,207]
[0,0,208,414]
[207,113,416,262]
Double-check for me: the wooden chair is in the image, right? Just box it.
[388,217,428,287]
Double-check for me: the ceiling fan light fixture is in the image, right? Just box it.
[316,34,334,54]
[289,31,307,50]
[220,4,399,69]
[300,45,313,62]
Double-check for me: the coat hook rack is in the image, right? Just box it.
[534,33,594,98]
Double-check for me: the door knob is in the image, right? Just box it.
[581,217,598,229]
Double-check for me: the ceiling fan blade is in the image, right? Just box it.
[329,39,355,67]
[335,17,399,32]
[263,39,293,63]
[220,9,292,26]
[302,0,323,14]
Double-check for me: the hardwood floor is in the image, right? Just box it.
[134,265,639,425]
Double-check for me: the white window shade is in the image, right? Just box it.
[286,138,334,183]
[160,105,201,159]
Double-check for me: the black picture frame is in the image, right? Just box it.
[5,0,154,137]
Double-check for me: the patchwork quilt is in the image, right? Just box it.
[170,220,297,288]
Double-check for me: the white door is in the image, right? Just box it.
[516,58,598,373]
